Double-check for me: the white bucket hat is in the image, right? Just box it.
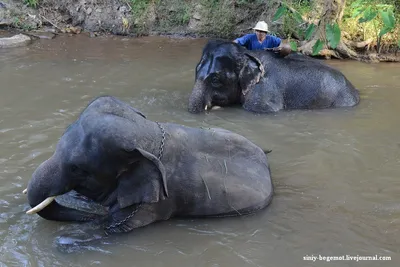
[253,21,269,32]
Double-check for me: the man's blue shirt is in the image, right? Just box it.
[235,33,281,50]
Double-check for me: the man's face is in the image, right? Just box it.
[255,30,267,41]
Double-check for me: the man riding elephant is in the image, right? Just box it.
[233,21,291,57]
[188,39,360,113]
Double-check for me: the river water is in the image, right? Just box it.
[0,34,399,267]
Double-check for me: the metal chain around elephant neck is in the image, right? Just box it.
[105,203,143,232]
[104,122,165,233]
[155,121,166,160]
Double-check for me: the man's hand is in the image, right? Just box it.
[272,46,282,53]
[267,43,291,57]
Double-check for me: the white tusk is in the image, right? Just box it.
[211,105,222,110]
[205,105,208,111]
[26,196,57,215]
[22,188,28,194]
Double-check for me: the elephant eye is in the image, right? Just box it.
[70,164,89,176]
[211,76,222,87]
[69,164,77,172]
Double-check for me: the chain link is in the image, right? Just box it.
[155,121,166,160]
[105,204,142,231]
[105,122,166,232]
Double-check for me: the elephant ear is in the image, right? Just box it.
[238,53,265,96]
[116,148,168,209]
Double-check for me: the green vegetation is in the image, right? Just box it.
[199,0,237,37]
[272,0,399,55]
[23,0,38,8]
[130,0,153,18]
[156,0,191,31]
[128,0,153,35]
[198,0,265,38]
[344,0,398,53]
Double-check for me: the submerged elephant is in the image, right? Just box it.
[188,39,360,113]
[24,96,273,234]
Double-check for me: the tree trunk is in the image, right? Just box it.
[299,0,357,59]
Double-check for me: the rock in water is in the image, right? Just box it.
[28,31,56,39]
[0,34,31,48]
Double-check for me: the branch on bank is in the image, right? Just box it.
[298,37,399,62]
[345,39,373,50]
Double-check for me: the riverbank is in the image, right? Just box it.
[1,0,276,38]
[0,0,399,62]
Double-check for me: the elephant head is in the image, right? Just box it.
[25,96,168,232]
[188,40,265,113]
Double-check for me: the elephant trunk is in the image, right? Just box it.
[26,157,99,222]
[188,81,210,113]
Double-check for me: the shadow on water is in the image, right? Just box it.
[0,34,399,266]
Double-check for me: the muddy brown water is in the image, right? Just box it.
[0,34,399,267]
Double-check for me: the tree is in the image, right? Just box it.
[298,0,358,59]
[273,0,399,61]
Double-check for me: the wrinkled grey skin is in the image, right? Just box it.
[188,39,360,113]
[27,96,273,237]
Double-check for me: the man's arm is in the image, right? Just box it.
[272,36,282,48]
[233,34,250,47]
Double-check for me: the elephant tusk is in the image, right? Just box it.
[22,188,27,194]
[26,196,56,215]
[211,106,222,110]
[205,105,208,111]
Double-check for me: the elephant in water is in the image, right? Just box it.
[24,96,273,236]
[188,39,360,113]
